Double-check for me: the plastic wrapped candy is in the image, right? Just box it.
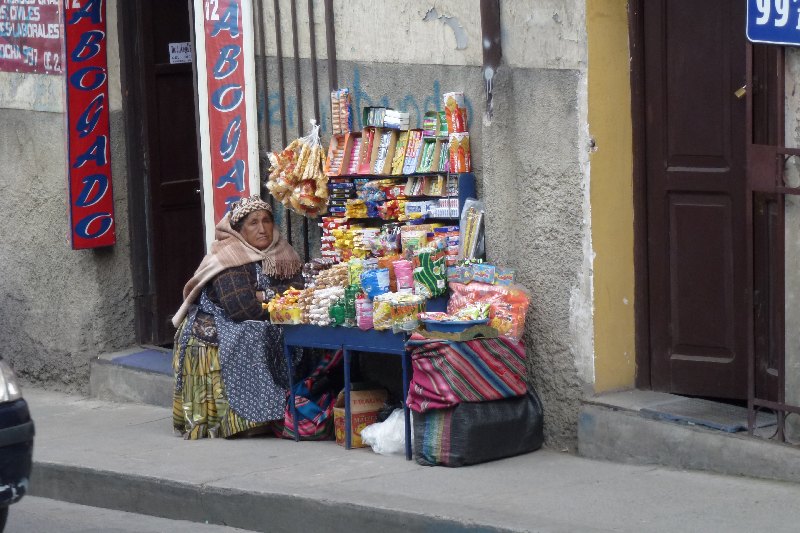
[447,282,531,342]
[390,295,426,333]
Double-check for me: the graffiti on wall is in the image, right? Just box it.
[256,66,473,143]
[64,0,116,249]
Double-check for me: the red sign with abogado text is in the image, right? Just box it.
[63,0,116,249]
[0,0,62,75]
[203,0,254,223]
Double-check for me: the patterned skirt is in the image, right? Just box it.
[172,326,272,439]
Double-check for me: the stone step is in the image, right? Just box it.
[578,390,800,484]
[89,346,173,408]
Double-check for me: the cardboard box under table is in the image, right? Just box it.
[333,388,389,448]
[282,325,412,458]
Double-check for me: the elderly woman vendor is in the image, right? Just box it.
[171,195,303,439]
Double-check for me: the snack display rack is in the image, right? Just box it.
[266,89,531,462]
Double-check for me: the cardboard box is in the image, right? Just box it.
[333,388,389,448]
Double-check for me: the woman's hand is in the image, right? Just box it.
[255,290,266,303]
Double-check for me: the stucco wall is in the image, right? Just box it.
[257,0,592,448]
[0,0,135,391]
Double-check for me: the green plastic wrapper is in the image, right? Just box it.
[413,250,446,298]
[344,285,361,327]
[329,301,346,326]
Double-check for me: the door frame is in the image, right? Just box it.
[629,0,651,390]
[119,2,200,344]
[118,1,158,344]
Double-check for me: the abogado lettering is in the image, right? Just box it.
[64,0,116,248]
[203,0,254,222]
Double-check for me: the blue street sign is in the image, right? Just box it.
[747,0,800,46]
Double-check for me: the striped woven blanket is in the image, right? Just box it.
[406,334,527,413]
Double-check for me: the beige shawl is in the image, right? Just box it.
[171,215,302,327]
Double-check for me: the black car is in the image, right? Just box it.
[0,358,34,532]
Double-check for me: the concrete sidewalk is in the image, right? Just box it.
[24,388,800,532]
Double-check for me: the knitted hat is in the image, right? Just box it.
[229,195,272,226]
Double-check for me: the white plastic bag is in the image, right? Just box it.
[360,408,409,456]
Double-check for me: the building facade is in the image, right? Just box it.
[1,0,795,448]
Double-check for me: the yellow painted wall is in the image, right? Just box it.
[587,0,637,392]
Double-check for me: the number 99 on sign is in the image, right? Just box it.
[753,0,800,29]
[747,0,800,45]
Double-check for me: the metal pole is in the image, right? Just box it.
[289,0,310,261]
[273,0,292,243]
[324,0,337,91]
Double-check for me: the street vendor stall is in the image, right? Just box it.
[266,89,542,465]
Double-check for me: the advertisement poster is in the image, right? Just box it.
[194,0,260,250]
[0,0,62,74]
[64,0,116,248]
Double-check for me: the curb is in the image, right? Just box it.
[30,461,513,533]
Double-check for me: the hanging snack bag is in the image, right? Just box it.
[266,120,328,217]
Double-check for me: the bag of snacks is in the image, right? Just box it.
[372,294,394,330]
[361,268,390,300]
[356,297,374,330]
[447,282,531,342]
[413,249,446,298]
[266,120,328,217]
[393,259,414,293]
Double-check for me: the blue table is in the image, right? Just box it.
[282,325,412,459]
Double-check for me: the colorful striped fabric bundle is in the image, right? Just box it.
[277,349,342,440]
[406,334,528,413]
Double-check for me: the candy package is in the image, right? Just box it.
[447,264,473,284]
[471,263,496,284]
[494,267,516,286]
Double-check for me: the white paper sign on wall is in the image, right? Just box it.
[169,42,193,64]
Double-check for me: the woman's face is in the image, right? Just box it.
[239,210,274,250]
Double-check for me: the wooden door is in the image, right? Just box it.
[644,0,748,398]
[143,1,205,344]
